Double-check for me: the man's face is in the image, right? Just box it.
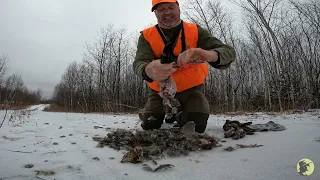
[154,2,180,27]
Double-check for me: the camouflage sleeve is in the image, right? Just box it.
[132,33,155,80]
[197,25,236,69]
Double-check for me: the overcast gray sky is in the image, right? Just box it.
[0,0,240,99]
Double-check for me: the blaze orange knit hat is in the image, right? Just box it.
[151,0,179,12]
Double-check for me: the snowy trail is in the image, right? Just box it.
[0,104,319,180]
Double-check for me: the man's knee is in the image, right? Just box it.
[140,112,164,130]
[187,112,209,133]
[144,89,164,112]
[139,88,165,130]
[177,84,210,114]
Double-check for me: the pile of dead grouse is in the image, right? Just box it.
[93,128,219,164]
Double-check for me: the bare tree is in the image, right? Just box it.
[0,55,8,84]
[83,25,115,111]
[227,0,287,111]
[5,74,25,103]
[54,25,140,113]
[0,55,8,103]
[288,0,320,108]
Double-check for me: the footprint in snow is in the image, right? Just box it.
[24,164,34,168]
[92,157,100,161]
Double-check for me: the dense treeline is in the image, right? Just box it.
[53,0,320,113]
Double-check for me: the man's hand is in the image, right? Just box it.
[176,48,219,67]
[145,59,177,81]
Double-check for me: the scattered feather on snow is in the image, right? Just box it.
[93,128,219,164]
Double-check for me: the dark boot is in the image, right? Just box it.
[140,113,164,131]
[186,112,209,133]
[173,111,184,127]
[174,84,210,133]
[165,116,175,124]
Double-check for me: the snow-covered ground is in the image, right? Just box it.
[0,104,319,180]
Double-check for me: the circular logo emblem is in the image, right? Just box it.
[297,158,315,176]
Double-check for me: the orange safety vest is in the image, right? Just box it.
[142,21,209,92]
